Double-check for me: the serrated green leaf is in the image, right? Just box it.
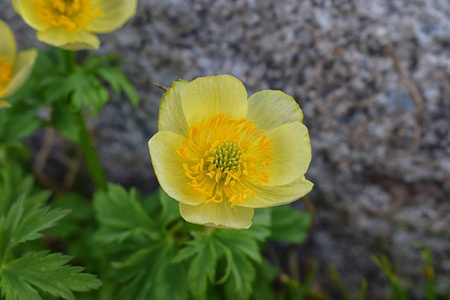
[225,251,255,298]
[270,206,311,243]
[49,193,93,239]
[189,236,217,296]
[0,161,51,215]
[0,162,34,214]
[83,54,121,69]
[0,104,41,144]
[51,105,80,143]
[158,189,181,229]
[94,184,160,244]
[215,230,262,263]
[0,251,101,300]
[154,260,189,300]
[0,197,67,259]
[246,208,271,242]
[68,71,109,114]
[95,67,139,107]
[172,235,217,296]
[249,260,277,300]
[111,242,188,300]
[141,191,161,216]
[172,240,200,264]
[214,241,233,285]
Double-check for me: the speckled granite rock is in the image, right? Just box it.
[3,0,450,297]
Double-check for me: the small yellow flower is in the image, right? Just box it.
[13,0,138,50]
[0,19,37,108]
[148,75,313,229]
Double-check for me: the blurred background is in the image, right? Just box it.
[3,0,450,298]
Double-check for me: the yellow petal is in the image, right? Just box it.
[181,75,248,126]
[179,201,254,229]
[158,80,189,137]
[12,0,21,14]
[239,176,313,208]
[17,0,51,31]
[0,100,12,108]
[37,28,100,50]
[0,19,17,61]
[247,90,304,130]
[0,49,37,99]
[86,0,138,33]
[264,122,311,186]
[148,131,205,206]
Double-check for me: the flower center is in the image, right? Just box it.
[0,54,13,93]
[36,0,103,33]
[211,140,243,173]
[177,114,274,207]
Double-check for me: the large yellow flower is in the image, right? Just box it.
[148,75,313,229]
[0,19,37,108]
[13,0,137,50]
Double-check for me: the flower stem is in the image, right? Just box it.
[77,112,107,190]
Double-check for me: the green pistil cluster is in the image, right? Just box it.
[212,140,243,173]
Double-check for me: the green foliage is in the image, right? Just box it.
[372,255,409,300]
[0,162,101,300]
[0,161,51,219]
[0,251,100,300]
[94,184,160,244]
[19,48,139,115]
[329,267,351,300]
[0,104,42,145]
[90,184,312,299]
[1,47,139,191]
[0,197,66,260]
[270,206,311,243]
[422,247,436,300]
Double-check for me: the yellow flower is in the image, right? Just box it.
[0,19,38,108]
[148,75,313,229]
[13,0,138,50]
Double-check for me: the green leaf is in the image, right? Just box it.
[225,250,255,298]
[111,242,188,300]
[372,255,409,300]
[0,162,34,215]
[0,251,101,300]
[250,260,277,300]
[0,103,42,144]
[215,230,262,263]
[51,105,80,143]
[0,160,52,220]
[158,189,181,229]
[0,197,67,259]
[49,193,93,239]
[175,235,217,296]
[94,184,160,244]
[95,67,139,106]
[270,206,311,243]
[246,208,271,242]
[68,71,109,115]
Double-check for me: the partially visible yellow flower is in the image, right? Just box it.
[148,75,313,229]
[13,0,138,50]
[0,19,38,108]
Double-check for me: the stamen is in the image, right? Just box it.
[0,55,13,92]
[178,114,274,208]
[36,0,103,33]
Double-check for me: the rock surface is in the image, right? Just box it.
[3,0,450,297]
